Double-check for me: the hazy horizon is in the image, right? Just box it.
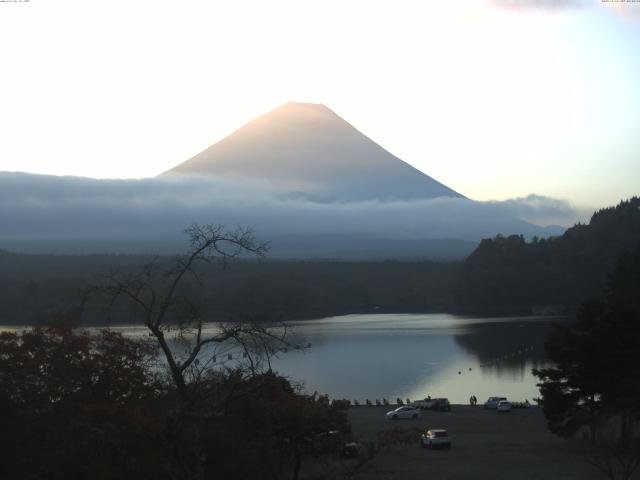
[0,170,575,257]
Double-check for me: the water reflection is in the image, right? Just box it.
[2,313,570,405]
[270,314,571,404]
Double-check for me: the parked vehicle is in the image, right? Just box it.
[413,397,451,411]
[484,396,507,409]
[430,398,451,412]
[412,398,432,410]
[421,429,451,449]
[314,430,342,453]
[385,405,420,420]
[497,400,512,412]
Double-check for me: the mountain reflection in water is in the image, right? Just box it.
[270,314,570,404]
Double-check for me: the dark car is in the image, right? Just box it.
[430,398,451,412]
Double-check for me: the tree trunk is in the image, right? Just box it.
[292,450,302,480]
[589,396,597,447]
[167,413,206,480]
[620,413,631,448]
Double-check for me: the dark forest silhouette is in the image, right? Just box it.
[1,198,638,325]
[534,243,640,480]
[454,197,640,313]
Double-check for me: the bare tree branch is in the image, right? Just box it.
[90,223,279,410]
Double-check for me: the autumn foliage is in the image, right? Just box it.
[0,326,347,480]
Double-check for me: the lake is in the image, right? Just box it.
[2,313,566,405]
[268,313,566,404]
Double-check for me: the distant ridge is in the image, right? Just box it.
[165,102,463,201]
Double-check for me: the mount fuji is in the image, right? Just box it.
[0,102,566,258]
[166,102,462,202]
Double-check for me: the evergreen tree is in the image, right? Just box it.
[534,244,640,446]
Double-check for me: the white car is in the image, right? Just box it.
[484,396,507,409]
[497,400,512,412]
[421,429,451,449]
[386,406,420,420]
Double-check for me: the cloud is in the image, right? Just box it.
[0,172,581,256]
[488,194,586,225]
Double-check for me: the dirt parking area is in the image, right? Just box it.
[344,405,603,480]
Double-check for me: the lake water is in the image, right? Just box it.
[268,313,566,404]
[3,313,566,405]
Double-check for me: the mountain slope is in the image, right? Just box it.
[455,197,640,313]
[166,102,463,201]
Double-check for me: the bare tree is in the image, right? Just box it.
[95,224,285,408]
[88,224,319,480]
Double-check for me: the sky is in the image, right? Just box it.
[0,0,639,209]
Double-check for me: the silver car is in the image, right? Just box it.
[421,429,451,449]
[385,406,420,420]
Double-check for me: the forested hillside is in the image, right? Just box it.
[0,257,456,325]
[454,197,640,313]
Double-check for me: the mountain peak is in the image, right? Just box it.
[281,101,329,110]
[165,102,463,201]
